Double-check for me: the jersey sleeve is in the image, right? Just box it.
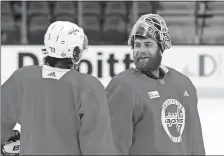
[191,89,206,155]
[1,72,20,144]
[78,80,117,155]
[106,77,135,155]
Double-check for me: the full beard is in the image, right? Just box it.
[134,50,162,76]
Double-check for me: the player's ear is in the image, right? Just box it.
[156,46,163,56]
[157,43,163,55]
[159,49,163,55]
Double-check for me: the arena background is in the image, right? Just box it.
[1,1,224,155]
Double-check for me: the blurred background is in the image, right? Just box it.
[1,1,224,45]
[1,0,224,155]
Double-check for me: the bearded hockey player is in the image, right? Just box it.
[106,14,205,155]
[1,21,116,155]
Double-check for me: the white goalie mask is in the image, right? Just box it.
[128,14,172,52]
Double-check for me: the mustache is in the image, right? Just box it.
[138,56,150,59]
[135,52,152,58]
[136,55,152,60]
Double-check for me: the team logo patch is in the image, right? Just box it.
[161,99,185,143]
[159,79,165,85]
[47,72,56,77]
[148,91,160,99]
[184,90,189,96]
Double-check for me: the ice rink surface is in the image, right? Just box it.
[13,98,224,155]
[198,98,224,155]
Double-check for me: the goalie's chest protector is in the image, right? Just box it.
[128,67,195,154]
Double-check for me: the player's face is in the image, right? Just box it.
[133,37,162,72]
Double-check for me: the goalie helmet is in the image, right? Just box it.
[43,21,88,62]
[128,14,172,52]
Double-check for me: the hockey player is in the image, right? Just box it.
[106,14,205,155]
[1,130,20,155]
[1,21,116,155]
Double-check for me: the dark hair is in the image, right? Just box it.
[44,56,74,69]
[43,46,81,69]
[130,35,163,52]
[130,35,147,49]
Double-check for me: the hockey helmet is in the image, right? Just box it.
[43,21,88,60]
[128,14,172,52]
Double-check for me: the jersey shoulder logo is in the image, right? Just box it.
[161,99,185,143]
[159,79,166,85]
[148,91,160,99]
[184,90,189,96]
